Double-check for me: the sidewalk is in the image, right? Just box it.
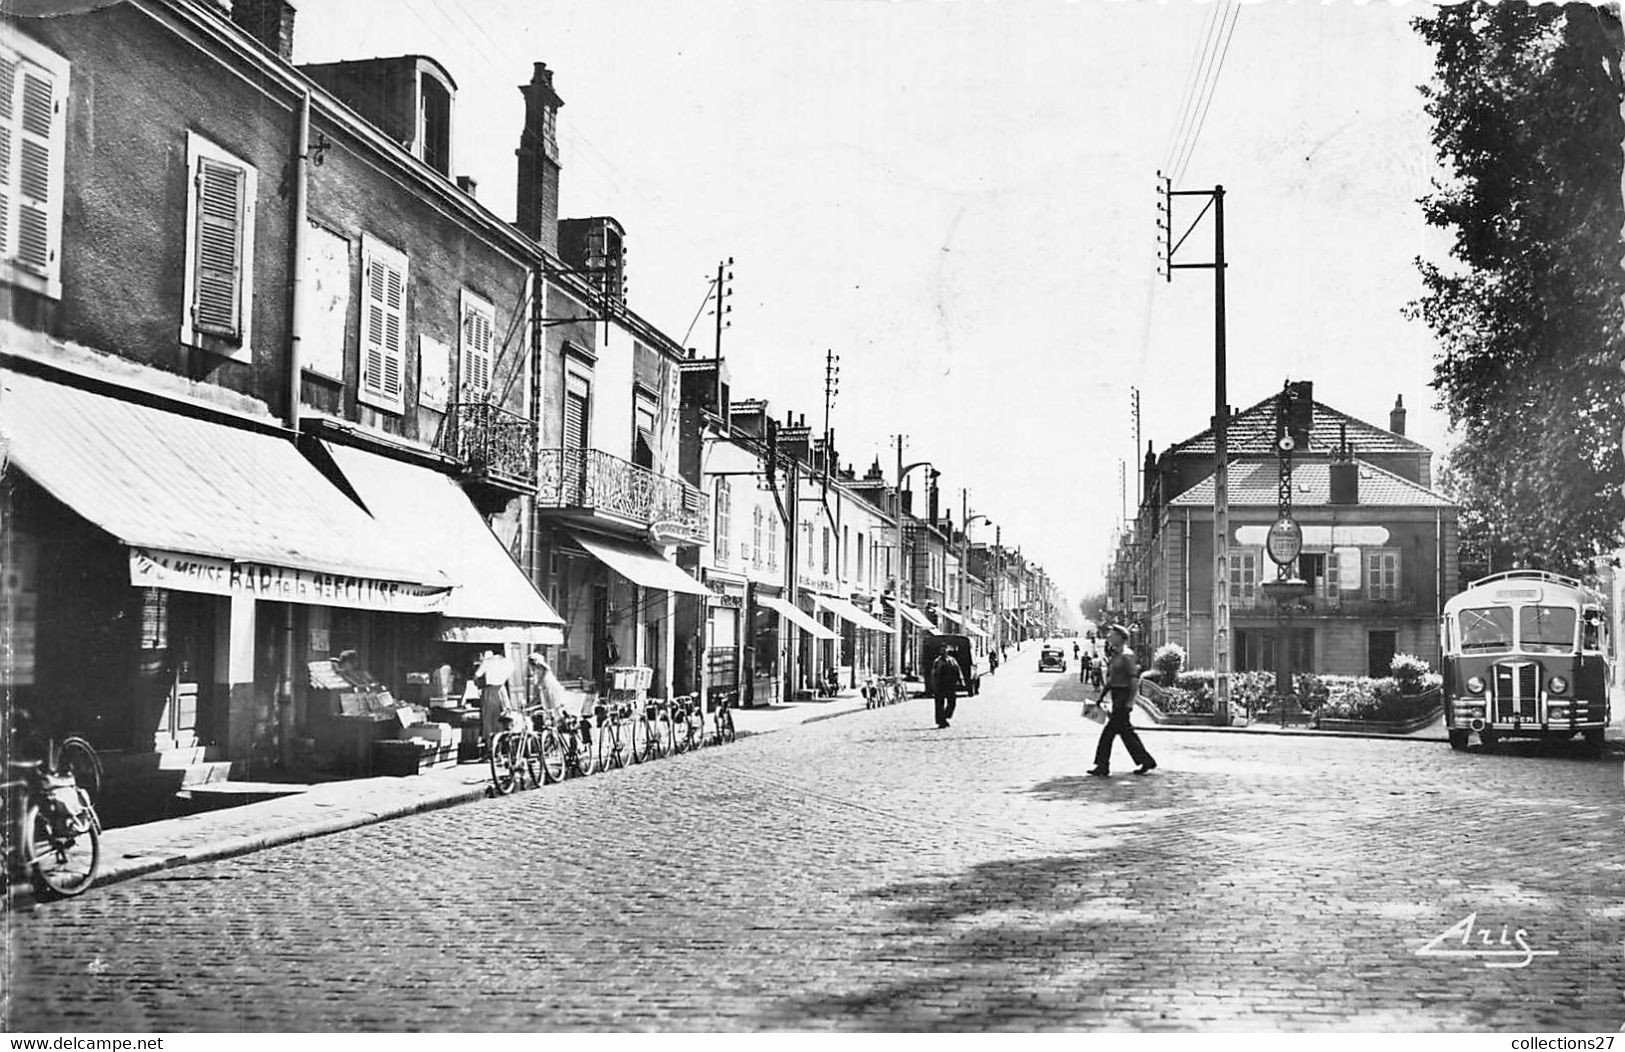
[62,690,878,893]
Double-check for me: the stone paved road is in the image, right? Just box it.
[7,659,1624,1032]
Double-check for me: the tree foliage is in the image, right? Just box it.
[1410,2,1625,574]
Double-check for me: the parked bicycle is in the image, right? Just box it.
[709,692,737,746]
[629,698,668,765]
[590,699,634,773]
[5,737,103,898]
[488,706,544,795]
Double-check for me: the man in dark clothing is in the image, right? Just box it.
[1088,624,1156,776]
[931,649,963,729]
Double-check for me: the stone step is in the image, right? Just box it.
[173,781,310,814]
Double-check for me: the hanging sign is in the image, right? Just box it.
[1266,518,1303,567]
[129,548,451,613]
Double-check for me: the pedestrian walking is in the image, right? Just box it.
[1087,624,1156,777]
[931,647,963,729]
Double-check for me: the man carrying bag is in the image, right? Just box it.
[1086,624,1156,776]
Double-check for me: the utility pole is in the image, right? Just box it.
[1160,171,1231,726]
[1131,386,1141,512]
[822,350,840,493]
[713,258,733,358]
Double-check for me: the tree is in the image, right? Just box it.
[1410,2,1625,574]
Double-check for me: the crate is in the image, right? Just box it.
[373,740,426,777]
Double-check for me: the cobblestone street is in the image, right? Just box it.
[8,663,1624,1032]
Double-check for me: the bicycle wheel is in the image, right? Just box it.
[488,732,520,795]
[514,731,543,790]
[56,738,103,803]
[538,728,566,784]
[628,715,650,763]
[593,719,624,772]
[24,796,100,898]
[716,708,736,745]
[567,729,596,777]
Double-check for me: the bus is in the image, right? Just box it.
[1440,570,1610,753]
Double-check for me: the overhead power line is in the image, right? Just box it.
[1172,1,1242,184]
[1161,0,1226,174]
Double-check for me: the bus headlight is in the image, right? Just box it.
[1466,676,1486,694]
[1547,676,1569,695]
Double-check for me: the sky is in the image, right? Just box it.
[296,0,1456,610]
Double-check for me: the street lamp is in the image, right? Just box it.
[893,439,933,681]
[961,509,991,657]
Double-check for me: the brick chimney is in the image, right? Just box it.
[516,62,563,254]
[1389,395,1406,436]
[231,0,296,61]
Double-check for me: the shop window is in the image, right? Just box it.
[181,132,257,359]
[0,36,68,300]
[139,588,168,651]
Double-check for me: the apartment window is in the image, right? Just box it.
[0,37,67,299]
[751,506,764,569]
[822,527,831,575]
[857,532,865,584]
[180,132,258,359]
[767,517,778,572]
[459,289,494,400]
[714,478,732,566]
[563,372,590,450]
[1229,549,1259,605]
[1366,549,1400,601]
[631,393,656,470]
[358,235,408,412]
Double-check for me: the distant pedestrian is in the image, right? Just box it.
[931,648,963,729]
[1087,624,1156,777]
[989,647,1000,674]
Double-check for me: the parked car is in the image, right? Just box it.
[919,634,983,696]
[1039,645,1067,672]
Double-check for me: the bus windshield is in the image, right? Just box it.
[1518,606,1576,653]
[1458,607,1514,650]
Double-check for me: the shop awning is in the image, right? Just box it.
[884,597,937,633]
[961,620,989,639]
[1,370,451,610]
[321,443,564,644]
[814,593,895,634]
[758,595,837,640]
[568,531,710,596]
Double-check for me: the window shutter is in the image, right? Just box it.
[192,156,245,336]
[0,56,14,262]
[563,385,588,450]
[461,299,493,399]
[360,242,407,408]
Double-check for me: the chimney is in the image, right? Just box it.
[515,62,564,254]
[927,478,939,525]
[1389,395,1406,436]
[230,0,296,61]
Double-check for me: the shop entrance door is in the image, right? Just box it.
[160,592,213,749]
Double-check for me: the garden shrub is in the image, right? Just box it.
[1151,643,1186,682]
[1390,652,1433,693]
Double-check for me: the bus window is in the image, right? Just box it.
[1582,609,1603,651]
[1459,607,1513,650]
[1518,605,1576,653]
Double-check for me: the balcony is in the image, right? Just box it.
[537,447,710,545]
[442,402,537,508]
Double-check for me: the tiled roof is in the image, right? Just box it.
[1170,458,1455,508]
[1165,393,1429,458]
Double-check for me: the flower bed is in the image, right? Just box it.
[1137,662,1443,733]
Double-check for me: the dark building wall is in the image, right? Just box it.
[536,283,597,449]
[18,6,296,406]
[303,115,530,440]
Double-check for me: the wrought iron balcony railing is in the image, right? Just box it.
[537,447,710,544]
[444,401,538,493]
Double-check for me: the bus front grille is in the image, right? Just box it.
[1492,662,1540,721]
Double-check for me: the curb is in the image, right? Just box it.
[93,782,490,889]
[1135,721,1448,744]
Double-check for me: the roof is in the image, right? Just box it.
[1165,393,1428,458]
[1170,459,1455,508]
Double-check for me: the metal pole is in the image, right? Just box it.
[895,435,905,685]
[1213,184,1231,726]
[713,260,725,358]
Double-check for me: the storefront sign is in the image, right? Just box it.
[130,548,451,613]
[1237,524,1390,548]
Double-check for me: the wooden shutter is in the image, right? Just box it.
[460,294,494,399]
[192,156,245,336]
[361,240,408,409]
[563,376,589,450]
[0,55,14,263]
